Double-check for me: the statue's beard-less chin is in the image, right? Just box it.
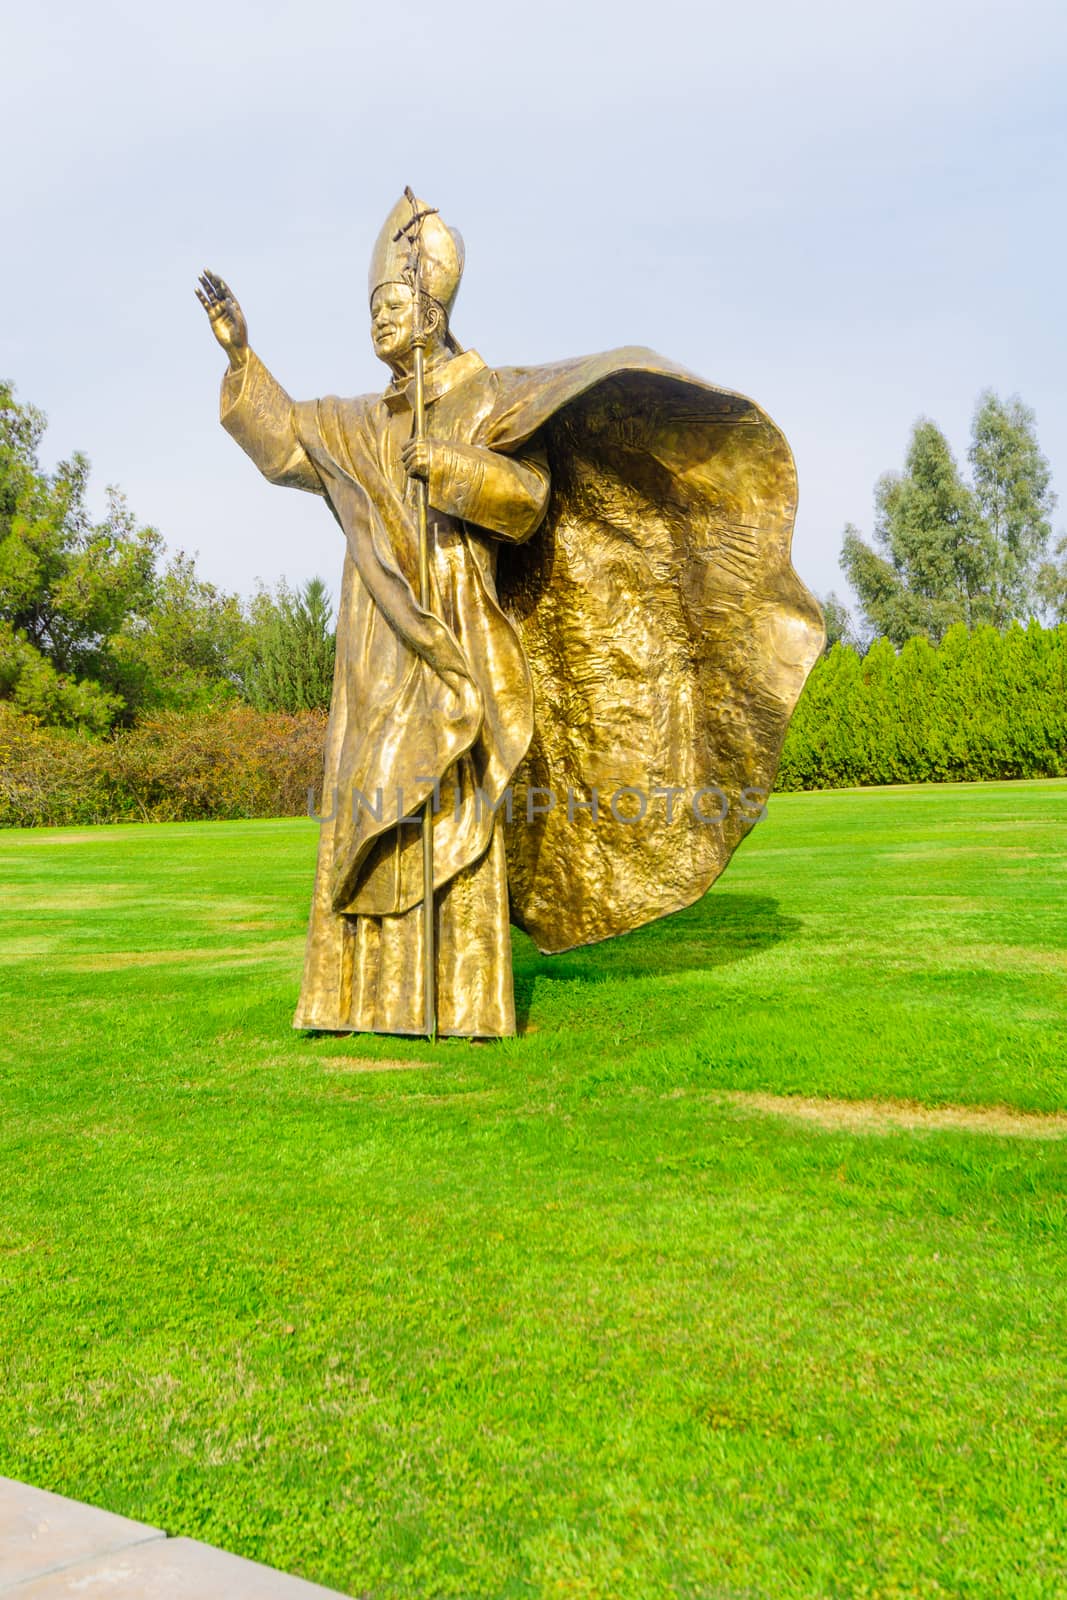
[373,325,463,368]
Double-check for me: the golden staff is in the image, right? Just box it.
[394,187,438,1039]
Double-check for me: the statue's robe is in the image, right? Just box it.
[222,346,823,1037]
[223,348,547,1036]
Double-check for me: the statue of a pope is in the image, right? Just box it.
[198,193,822,1039]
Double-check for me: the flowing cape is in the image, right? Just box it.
[486,350,824,953]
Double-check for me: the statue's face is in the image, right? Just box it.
[370,282,415,363]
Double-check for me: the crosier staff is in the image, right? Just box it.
[394,186,439,1040]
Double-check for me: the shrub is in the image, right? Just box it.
[0,705,327,827]
[0,705,111,826]
[777,621,1067,790]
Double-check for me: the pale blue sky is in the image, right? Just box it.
[5,0,1066,620]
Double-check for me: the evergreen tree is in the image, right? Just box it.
[777,621,1067,790]
[241,577,336,712]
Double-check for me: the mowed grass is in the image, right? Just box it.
[1,780,1065,1599]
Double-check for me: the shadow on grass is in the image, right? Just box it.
[512,892,801,1033]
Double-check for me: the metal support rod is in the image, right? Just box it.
[412,335,436,1040]
[394,186,439,1040]
[399,188,438,1042]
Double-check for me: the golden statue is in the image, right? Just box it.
[197,191,822,1040]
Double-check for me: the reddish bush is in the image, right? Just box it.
[0,705,327,827]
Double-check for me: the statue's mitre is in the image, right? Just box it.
[368,194,465,315]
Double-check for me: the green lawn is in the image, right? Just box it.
[1,780,1065,1599]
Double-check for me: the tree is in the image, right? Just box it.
[0,382,249,729]
[817,590,860,653]
[0,382,162,730]
[840,419,994,646]
[968,391,1055,624]
[115,552,248,714]
[240,577,336,712]
[841,393,1057,643]
[1037,534,1067,623]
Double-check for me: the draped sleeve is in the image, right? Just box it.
[220,352,322,495]
[427,441,549,542]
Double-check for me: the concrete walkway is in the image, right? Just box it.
[0,1478,349,1597]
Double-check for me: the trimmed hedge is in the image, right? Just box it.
[2,621,1065,824]
[0,706,327,827]
[778,621,1067,790]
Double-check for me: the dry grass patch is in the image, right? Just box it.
[945,944,1067,975]
[62,941,299,971]
[719,1090,1067,1139]
[316,1056,442,1074]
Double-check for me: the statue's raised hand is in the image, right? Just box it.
[196,270,248,369]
